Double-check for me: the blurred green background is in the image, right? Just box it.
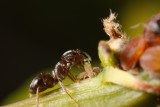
[1,0,160,105]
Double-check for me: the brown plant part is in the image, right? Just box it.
[103,67,160,95]
[128,67,139,75]
[120,36,146,70]
[143,14,160,46]
[107,38,128,53]
[140,45,160,73]
[103,12,126,39]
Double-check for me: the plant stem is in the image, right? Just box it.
[3,70,153,107]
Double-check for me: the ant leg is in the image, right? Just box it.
[36,87,40,107]
[93,67,101,75]
[75,63,84,69]
[58,80,79,107]
[68,71,80,83]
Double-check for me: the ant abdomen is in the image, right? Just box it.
[29,72,58,94]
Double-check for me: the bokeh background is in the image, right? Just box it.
[1,0,160,105]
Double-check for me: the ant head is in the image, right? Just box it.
[61,50,92,63]
[76,49,92,62]
[29,72,57,94]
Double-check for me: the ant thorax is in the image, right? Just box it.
[52,61,71,81]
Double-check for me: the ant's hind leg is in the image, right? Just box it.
[36,87,40,107]
[58,80,79,107]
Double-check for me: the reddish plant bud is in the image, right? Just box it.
[140,45,160,72]
[120,36,146,70]
[143,14,160,46]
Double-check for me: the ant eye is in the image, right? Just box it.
[143,14,160,46]
[120,36,146,70]
[140,45,160,72]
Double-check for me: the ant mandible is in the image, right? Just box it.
[29,49,93,107]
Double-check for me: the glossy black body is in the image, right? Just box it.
[29,72,57,94]
[29,49,91,94]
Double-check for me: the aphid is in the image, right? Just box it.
[29,49,93,107]
[120,36,146,70]
[140,45,160,72]
[76,62,100,80]
[143,14,160,46]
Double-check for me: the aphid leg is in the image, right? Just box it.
[76,72,88,80]
[29,93,33,98]
[58,80,79,107]
[36,87,40,107]
[92,67,101,75]
[68,71,80,83]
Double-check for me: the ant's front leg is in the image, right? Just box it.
[68,71,80,83]
[58,80,79,107]
[75,62,84,69]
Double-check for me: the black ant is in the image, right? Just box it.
[29,49,99,107]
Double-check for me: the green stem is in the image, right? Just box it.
[3,70,154,107]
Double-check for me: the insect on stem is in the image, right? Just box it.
[29,49,98,106]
